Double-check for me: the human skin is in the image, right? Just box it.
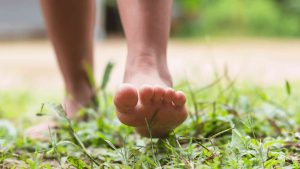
[32,0,187,138]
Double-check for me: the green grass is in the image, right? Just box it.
[1,66,300,168]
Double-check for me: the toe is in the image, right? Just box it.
[164,87,176,104]
[153,85,165,103]
[114,84,138,113]
[173,91,186,107]
[139,85,154,105]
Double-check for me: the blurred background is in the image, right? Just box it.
[1,0,300,38]
[0,0,300,102]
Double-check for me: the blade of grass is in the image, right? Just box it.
[285,80,291,96]
[99,61,114,91]
[84,63,96,88]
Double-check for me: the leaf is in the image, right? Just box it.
[264,158,280,168]
[231,129,246,150]
[67,156,87,169]
[285,80,291,96]
[56,140,81,149]
[100,62,114,90]
[104,139,117,151]
[36,103,45,116]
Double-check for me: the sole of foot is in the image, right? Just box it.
[114,84,188,138]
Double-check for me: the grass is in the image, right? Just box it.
[1,63,300,168]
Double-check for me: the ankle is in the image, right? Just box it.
[64,92,95,118]
[65,84,95,107]
[127,51,164,66]
[125,52,172,86]
[126,49,169,71]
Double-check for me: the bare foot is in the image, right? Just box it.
[25,95,95,140]
[24,120,57,141]
[114,58,188,138]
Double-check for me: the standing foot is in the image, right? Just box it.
[114,55,188,137]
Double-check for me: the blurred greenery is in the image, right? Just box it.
[172,0,300,37]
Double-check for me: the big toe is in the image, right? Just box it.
[114,84,138,113]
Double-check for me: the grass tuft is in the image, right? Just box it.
[0,63,300,168]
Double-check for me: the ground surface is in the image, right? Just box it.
[1,38,300,168]
[1,75,300,168]
[1,38,300,91]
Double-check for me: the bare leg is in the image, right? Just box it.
[25,0,96,139]
[40,0,96,117]
[114,0,187,137]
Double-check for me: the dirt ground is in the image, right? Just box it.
[1,38,300,91]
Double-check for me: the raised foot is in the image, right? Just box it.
[114,84,188,138]
[24,99,89,140]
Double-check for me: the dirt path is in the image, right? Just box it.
[1,38,300,91]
